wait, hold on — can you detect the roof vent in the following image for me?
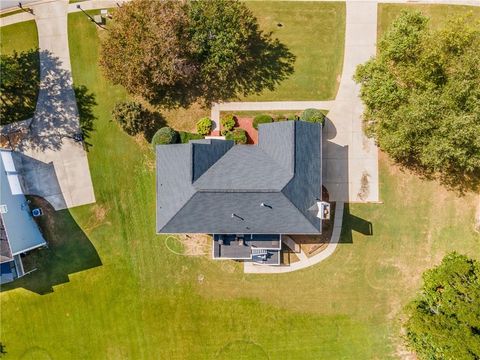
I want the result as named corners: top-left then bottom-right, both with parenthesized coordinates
top-left (231, 213), bottom-right (244, 221)
top-left (0, 205), bottom-right (7, 214)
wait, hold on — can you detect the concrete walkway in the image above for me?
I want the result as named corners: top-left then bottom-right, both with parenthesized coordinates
top-left (244, 202), bottom-right (344, 274)
top-left (2, 0), bottom-right (95, 209)
top-left (210, 101), bottom-right (334, 129)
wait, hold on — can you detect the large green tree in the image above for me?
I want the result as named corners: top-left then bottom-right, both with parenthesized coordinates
top-left (354, 11), bottom-right (480, 191)
top-left (0, 49), bottom-right (39, 125)
top-left (404, 252), bottom-right (480, 359)
top-left (100, 0), bottom-right (196, 106)
top-left (100, 0), bottom-right (294, 108)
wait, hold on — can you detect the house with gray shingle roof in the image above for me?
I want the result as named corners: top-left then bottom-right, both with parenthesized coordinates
top-left (0, 149), bottom-right (46, 283)
top-left (156, 121), bottom-right (327, 265)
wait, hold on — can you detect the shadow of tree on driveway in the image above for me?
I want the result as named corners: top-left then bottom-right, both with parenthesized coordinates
top-left (1, 50), bottom-right (97, 153)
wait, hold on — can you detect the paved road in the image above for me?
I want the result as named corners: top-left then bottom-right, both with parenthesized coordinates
top-left (3, 0), bottom-right (96, 210)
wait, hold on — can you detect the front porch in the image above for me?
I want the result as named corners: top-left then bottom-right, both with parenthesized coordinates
top-left (212, 234), bottom-right (281, 265)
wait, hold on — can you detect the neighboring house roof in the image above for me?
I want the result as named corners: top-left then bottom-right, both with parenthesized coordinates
top-left (0, 149), bottom-right (46, 259)
top-left (156, 121), bottom-right (322, 234)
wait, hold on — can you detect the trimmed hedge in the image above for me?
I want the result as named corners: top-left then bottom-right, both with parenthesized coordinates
top-left (252, 114), bottom-right (273, 130)
top-left (151, 127), bottom-right (178, 147)
top-left (112, 101), bottom-right (145, 135)
top-left (221, 114), bottom-right (236, 132)
top-left (196, 117), bottom-right (213, 135)
top-left (301, 108), bottom-right (325, 125)
top-left (225, 128), bottom-right (247, 144)
top-left (179, 131), bottom-right (204, 143)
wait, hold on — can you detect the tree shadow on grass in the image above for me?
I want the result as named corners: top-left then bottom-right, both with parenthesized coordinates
top-left (142, 110), bottom-right (166, 142)
top-left (0, 197), bottom-right (102, 295)
top-left (198, 31), bottom-right (296, 106)
top-left (146, 30), bottom-right (295, 108)
top-left (74, 84), bottom-right (97, 151)
top-left (0, 49), bottom-right (40, 125)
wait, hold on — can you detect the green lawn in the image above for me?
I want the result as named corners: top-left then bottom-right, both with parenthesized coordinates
top-left (378, 3), bottom-right (480, 36)
top-left (0, 20), bottom-right (38, 54)
top-left (243, 2), bottom-right (345, 101)
top-left (0, 7), bottom-right (479, 360)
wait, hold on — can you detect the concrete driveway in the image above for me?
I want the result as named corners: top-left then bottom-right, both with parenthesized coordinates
top-left (1, 1), bottom-right (95, 210)
top-left (323, 1), bottom-right (379, 203)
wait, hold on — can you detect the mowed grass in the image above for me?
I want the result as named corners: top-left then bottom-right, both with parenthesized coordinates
top-left (0, 6), bottom-right (479, 360)
top-left (378, 3), bottom-right (480, 36)
top-left (0, 20), bottom-right (38, 54)
top-left (244, 1), bottom-right (345, 101)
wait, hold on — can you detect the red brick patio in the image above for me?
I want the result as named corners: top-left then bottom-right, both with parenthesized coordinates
top-left (234, 117), bottom-right (257, 144)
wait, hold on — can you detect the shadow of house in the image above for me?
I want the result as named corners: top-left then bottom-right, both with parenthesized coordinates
top-left (1, 196), bottom-right (102, 295)
top-left (340, 203), bottom-right (373, 244)
top-left (0, 149), bottom-right (101, 294)
top-left (12, 151), bottom-right (66, 210)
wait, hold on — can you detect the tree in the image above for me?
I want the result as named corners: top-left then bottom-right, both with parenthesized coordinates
top-left (100, 0), bottom-right (295, 108)
top-left (221, 114), bottom-right (236, 132)
top-left (252, 114), bottom-right (273, 130)
top-left (301, 108), bottom-right (325, 126)
top-left (0, 49), bottom-right (40, 125)
top-left (112, 101), bottom-right (145, 135)
top-left (404, 252), bottom-right (480, 359)
top-left (151, 127), bottom-right (178, 147)
top-left (188, 0), bottom-right (295, 103)
top-left (100, 0), bottom-right (196, 106)
top-left (196, 117), bottom-right (213, 135)
top-left (354, 11), bottom-right (480, 192)
top-left (111, 100), bottom-right (165, 141)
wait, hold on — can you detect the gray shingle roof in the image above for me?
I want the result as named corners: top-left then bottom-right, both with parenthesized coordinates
top-left (0, 150), bottom-right (46, 256)
top-left (156, 121), bottom-right (322, 234)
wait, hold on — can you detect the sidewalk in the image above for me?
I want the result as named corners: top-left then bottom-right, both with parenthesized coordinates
top-left (210, 101), bottom-right (335, 129)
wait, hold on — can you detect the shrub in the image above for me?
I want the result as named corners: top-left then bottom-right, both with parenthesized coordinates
top-left (225, 128), bottom-right (247, 144)
top-left (151, 127), bottom-right (178, 147)
top-left (178, 131), bottom-right (204, 143)
top-left (301, 108), bottom-right (325, 125)
top-left (221, 114), bottom-right (236, 132)
top-left (112, 101), bottom-right (145, 135)
top-left (196, 117), bottom-right (213, 135)
top-left (252, 114), bottom-right (273, 130)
